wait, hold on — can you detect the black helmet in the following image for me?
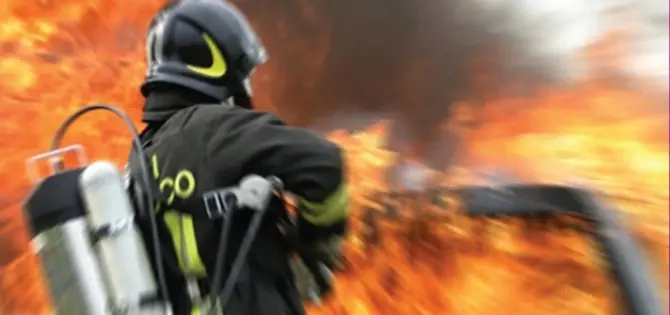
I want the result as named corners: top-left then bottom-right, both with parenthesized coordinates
top-left (141, 0), bottom-right (267, 108)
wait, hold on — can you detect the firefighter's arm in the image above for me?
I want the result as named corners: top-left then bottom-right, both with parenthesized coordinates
top-left (243, 114), bottom-right (349, 301)
top-left (243, 113), bottom-right (349, 240)
top-left (206, 110), bottom-right (347, 300)
top-left (206, 109), bottom-right (350, 238)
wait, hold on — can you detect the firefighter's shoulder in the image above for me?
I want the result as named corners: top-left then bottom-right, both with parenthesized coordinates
top-left (187, 104), bottom-right (286, 132)
top-left (185, 104), bottom-right (342, 161)
top-left (192, 105), bottom-right (336, 150)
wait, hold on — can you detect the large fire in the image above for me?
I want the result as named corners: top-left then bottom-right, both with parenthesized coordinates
top-left (0, 1), bottom-right (667, 315)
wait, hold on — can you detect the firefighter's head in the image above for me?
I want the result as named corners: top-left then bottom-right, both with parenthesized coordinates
top-left (141, 0), bottom-right (267, 109)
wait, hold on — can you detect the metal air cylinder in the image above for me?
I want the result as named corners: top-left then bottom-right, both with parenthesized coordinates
top-left (79, 161), bottom-right (164, 314)
top-left (25, 167), bottom-right (111, 315)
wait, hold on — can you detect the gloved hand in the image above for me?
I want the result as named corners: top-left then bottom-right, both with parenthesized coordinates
top-left (290, 236), bottom-right (344, 304)
top-left (310, 236), bottom-right (344, 269)
top-left (279, 205), bottom-right (347, 304)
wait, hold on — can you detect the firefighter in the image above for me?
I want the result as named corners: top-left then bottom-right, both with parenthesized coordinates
top-left (127, 1), bottom-right (349, 314)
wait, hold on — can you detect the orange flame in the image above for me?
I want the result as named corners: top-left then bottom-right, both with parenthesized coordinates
top-left (0, 1), bottom-right (667, 315)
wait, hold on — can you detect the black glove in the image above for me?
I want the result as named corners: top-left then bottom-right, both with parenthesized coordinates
top-left (290, 236), bottom-right (343, 303)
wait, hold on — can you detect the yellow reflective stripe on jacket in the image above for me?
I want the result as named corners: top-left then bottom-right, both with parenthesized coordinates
top-left (191, 296), bottom-right (223, 315)
top-left (299, 184), bottom-right (350, 225)
top-left (163, 212), bottom-right (207, 276)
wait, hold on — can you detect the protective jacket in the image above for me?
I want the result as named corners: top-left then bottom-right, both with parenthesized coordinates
top-left (128, 90), bottom-right (349, 315)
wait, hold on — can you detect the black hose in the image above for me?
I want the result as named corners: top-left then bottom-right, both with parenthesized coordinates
top-left (453, 184), bottom-right (662, 315)
top-left (208, 203), bottom-right (268, 315)
top-left (49, 104), bottom-right (171, 310)
top-left (207, 193), bottom-right (236, 314)
top-left (207, 176), bottom-right (284, 315)
top-left (579, 191), bottom-right (664, 315)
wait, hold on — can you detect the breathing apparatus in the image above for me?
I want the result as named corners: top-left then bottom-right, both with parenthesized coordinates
top-left (22, 104), bottom-right (291, 315)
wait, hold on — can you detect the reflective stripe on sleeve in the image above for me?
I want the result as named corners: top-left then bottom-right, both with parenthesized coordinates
top-left (299, 184), bottom-right (350, 225)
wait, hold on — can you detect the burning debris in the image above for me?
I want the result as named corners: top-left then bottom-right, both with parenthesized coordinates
top-left (317, 117), bottom-right (667, 314)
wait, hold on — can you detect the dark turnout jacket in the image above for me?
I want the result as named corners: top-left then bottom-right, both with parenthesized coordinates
top-left (128, 90), bottom-right (349, 315)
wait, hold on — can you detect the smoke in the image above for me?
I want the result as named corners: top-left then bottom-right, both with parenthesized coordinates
top-left (378, 0), bottom-right (630, 169)
top-left (475, 0), bottom-right (603, 82)
top-left (624, 0), bottom-right (669, 91)
top-left (243, 0), bottom-right (667, 137)
top-left (287, 0), bottom-right (665, 125)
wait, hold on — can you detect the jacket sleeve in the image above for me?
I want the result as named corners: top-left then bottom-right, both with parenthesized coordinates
top-left (210, 110), bottom-right (350, 240)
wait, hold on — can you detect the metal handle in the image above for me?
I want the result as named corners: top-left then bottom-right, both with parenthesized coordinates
top-left (26, 144), bottom-right (88, 184)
